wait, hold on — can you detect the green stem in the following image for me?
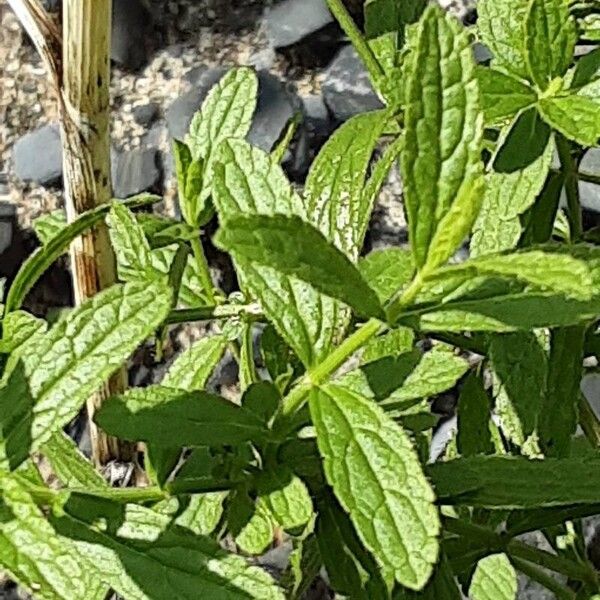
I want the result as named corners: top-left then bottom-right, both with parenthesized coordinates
top-left (325, 0), bottom-right (385, 85)
top-left (271, 113), bottom-right (301, 164)
top-left (239, 321), bottom-right (258, 391)
top-left (556, 134), bottom-right (582, 241)
top-left (444, 518), bottom-right (598, 586)
top-left (277, 269), bottom-right (427, 426)
top-left (579, 171), bottom-right (600, 186)
top-left (508, 539), bottom-right (597, 586)
top-left (386, 272), bottom-right (424, 324)
top-left (278, 318), bottom-right (382, 420)
top-left (510, 556), bottom-right (576, 600)
top-left (15, 473), bottom-right (168, 505)
top-left (165, 303), bottom-right (262, 325)
top-left (191, 236), bottom-right (216, 304)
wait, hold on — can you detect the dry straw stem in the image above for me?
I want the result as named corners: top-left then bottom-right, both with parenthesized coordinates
top-left (7, 0), bottom-right (135, 466)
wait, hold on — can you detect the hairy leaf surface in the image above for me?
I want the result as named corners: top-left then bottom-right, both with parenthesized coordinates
top-left (402, 5), bottom-right (484, 270)
top-left (524, 0), bottom-right (576, 89)
top-left (478, 0), bottom-right (529, 79)
top-left (0, 475), bottom-right (107, 599)
top-left (310, 384), bottom-right (439, 589)
top-left (51, 495), bottom-right (284, 600)
top-left (1, 280), bottom-right (171, 469)
top-left (304, 111), bottom-right (387, 259)
top-left (539, 94), bottom-right (600, 146)
top-left (215, 214), bottom-right (383, 319)
top-left (469, 554), bottom-right (517, 600)
top-left (96, 385), bottom-right (269, 447)
top-left (429, 456), bottom-right (600, 507)
top-left (212, 139), bottom-right (348, 366)
top-left (477, 67), bottom-right (537, 124)
top-left (471, 136), bottom-right (554, 257)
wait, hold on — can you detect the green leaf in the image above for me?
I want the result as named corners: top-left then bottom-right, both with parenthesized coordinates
top-left (260, 325), bottom-right (303, 394)
top-left (184, 67), bottom-right (258, 224)
top-left (136, 213), bottom-right (198, 249)
top-left (173, 139), bottom-right (199, 227)
top-left (520, 171), bottom-right (563, 245)
top-left (154, 493), bottom-right (227, 537)
top-left (339, 345), bottom-right (468, 410)
top-left (456, 372), bottom-right (494, 457)
top-left (394, 554), bottom-right (462, 599)
top-left (427, 455), bottom-right (600, 507)
top-left (255, 469), bottom-right (313, 531)
top-left (401, 5), bottom-right (484, 271)
top-left (51, 494), bottom-right (284, 599)
top-left (1, 280), bottom-right (172, 469)
top-left (493, 107), bottom-right (552, 173)
top-left (316, 492), bottom-right (389, 599)
top-left (381, 345), bottom-right (469, 407)
top-left (477, 67), bottom-right (537, 125)
top-left (150, 245), bottom-right (206, 308)
top-left (361, 134), bottom-right (405, 220)
top-left (364, 0), bottom-right (426, 40)
top-left (539, 326), bottom-right (585, 457)
top-left (571, 47), bottom-right (600, 89)
top-left (3, 194), bottom-right (159, 313)
top-left (242, 382), bottom-right (280, 423)
top-left (0, 310), bottom-right (47, 356)
top-left (362, 327), bottom-right (415, 364)
top-left (524, 0), bottom-right (576, 89)
top-left (538, 94), bottom-right (600, 146)
top-left (96, 385), bottom-right (269, 447)
top-left (471, 135), bottom-right (554, 258)
top-left (235, 502), bottom-right (275, 555)
top-left (358, 248), bottom-right (415, 304)
top-left (411, 290), bottom-right (600, 332)
top-left (424, 250), bottom-right (594, 300)
top-left (162, 333), bottom-right (228, 391)
top-left (107, 203), bottom-right (158, 282)
top-left (0, 475), bottom-right (107, 600)
top-left (42, 432), bottom-right (106, 489)
top-left (310, 384), bottom-right (440, 590)
top-left (305, 111), bottom-right (387, 259)
top-left (32, 210), bottom-right (67, 245)
top-left (212, 138), bottom-right (346, 367)
top-left (469, 553), bottom-right (517, 600)
top-left (215, 214), bottom-right (384, 319)
top-left (478, 0), bottom-right (529, 79)
top-left (187, 67), bottom-right (258, 161)
top-left (489, 332), bottom-right (547, 454)
top-left (0, 362), bottom-right (35, 472)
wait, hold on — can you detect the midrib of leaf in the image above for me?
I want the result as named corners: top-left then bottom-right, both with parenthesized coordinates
top-left (329, 398), bottom-right (425, 580)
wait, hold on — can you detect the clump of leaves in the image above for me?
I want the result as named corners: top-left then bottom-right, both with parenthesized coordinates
top-left (2, 0), bottom-right (600, 597)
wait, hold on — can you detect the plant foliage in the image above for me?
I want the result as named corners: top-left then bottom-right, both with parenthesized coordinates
top-left (2, 0), bottom-right (600, 597)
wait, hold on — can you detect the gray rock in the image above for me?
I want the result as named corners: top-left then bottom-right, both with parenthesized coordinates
top-left (132, 102), bottom-right (160, 127)
top-left (111, 147), bottom-right (161, 198)
top-left (580, 148), bottom-right (600, 212)
top-left (167, 69), bottom-right (300, 152)
top-left (322, 45), bottom-right (384, 121)
top-left (473, 42), bottom-right (493, 64)
top-left (263, 0), bottom-right (333, 48)
top-left (302, 93), bottom-right (331, 133)
top-left (12, 123), bottom-right (63, 185)
top-left (248, 71), bottom-right (301, 152)
top-left (111, 0), bottom-right (153, 71)
top-left (41, 0), bottom-right (60, 10)
top-left (0, 203), bottom-right (15, 256)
